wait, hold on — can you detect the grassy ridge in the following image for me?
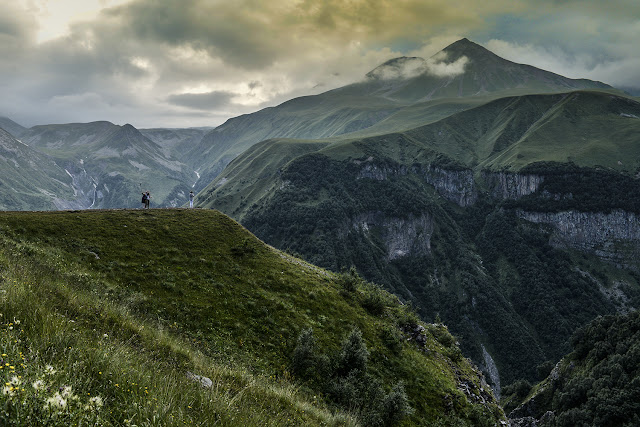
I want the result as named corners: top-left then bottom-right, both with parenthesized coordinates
top-left (0, 209), bottom-right (503, 425)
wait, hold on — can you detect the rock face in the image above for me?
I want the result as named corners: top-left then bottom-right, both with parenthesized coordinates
top-left (483, 172), bottom-right (544, 200)
top-left (481, 345), bottom-right (501, 399)
top-left (518, 210), bottom-right (640, 270)
top-left (357, 162), bottom-right (477, 207)
top-left (421, 166), bottom-right (478, 207)
top-left (350, 211), bottom-right (433, 260)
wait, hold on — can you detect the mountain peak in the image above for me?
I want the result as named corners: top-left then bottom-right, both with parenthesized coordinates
top-left (439, 38), bottom-right (500, 63)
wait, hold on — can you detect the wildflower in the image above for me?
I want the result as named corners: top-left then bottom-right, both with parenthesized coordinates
top-left (2, 386), bottom-right (15, 396)
top-left (60, 385), bottom-right (73, 397)
top-left (10, 376), bottom-right (21, 386)
top-left (44, 365), bottom-right (56, 375)
top-left (33, 379), bottom-right (45, 391)
top-left (88, 395), bottom-right (104, 408)
top-left (45, 392), bottom-right (67, 411)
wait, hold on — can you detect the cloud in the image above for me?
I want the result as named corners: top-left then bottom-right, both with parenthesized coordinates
top-left (0, 0), bottom-right (639, 128)
top-left (367, 52), bottom-right (469, 80)
top-left (166, 91), bottom-right (236, 110)
top-left (425, 53), bottom-right (469, 78)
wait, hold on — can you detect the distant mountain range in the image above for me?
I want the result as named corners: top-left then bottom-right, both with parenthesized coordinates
top-left (0, 38), bottom-right (626, 211)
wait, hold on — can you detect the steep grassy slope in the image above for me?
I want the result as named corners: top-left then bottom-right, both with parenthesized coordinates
top-left (0, 128), bottom-right (75, 210)
top-left (199, 90), bottom-right (640, 219)
top-left (0, 209), bottom-right (504, 425)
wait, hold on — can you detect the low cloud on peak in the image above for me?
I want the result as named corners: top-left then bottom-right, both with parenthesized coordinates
top-left (367, 52), bottom-right (469, 81)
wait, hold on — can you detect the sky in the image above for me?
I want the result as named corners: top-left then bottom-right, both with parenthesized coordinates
top-left (1, 0), bottom-right (639, 129)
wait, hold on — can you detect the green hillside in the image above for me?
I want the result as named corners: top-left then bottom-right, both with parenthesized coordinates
top-left (186, 38), bottom-right (620, 194)
top-left (199, 90), bottom-right (640, 220)
top-left (0, 209), bottom-right (504, 425)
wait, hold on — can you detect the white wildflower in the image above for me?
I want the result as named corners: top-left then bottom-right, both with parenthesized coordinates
top-left (2, 385), bottom-right (15, 396)
top-left (45, 392), bottom-right (67, 411)
top-left (89, 395), bottom-right (104, 408)
top-left (44, 365), bottom-right (56, 375)
top-left (32, 379), bottom-right (45, 391)
top-left (9, 376), bottom-right (21, 386)
top-left (60, 385), bottom-right (73, 397)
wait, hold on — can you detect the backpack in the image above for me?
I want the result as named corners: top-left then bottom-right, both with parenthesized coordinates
top-left (142, 194), bottom-right (147, 203)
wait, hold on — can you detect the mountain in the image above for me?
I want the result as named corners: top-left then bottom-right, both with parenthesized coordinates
top-left (363, 38), bottom-right (613, 102)
top-left (0, 116), bottom-right (26, 137)
top-left (196, 89), bottom-right (640, 395)
top-left (0, 208), bottom-right (504, 425)
top-left (200, 90), bottom-right (640, 220)
top-left (0, 127), bottom-right (76, 210)
top-left (187, 38), bottom-right (621, 193)
top-left (19, 121), bottom-right (195, 208)
top-left (1, 38), bottom-right (627, 211)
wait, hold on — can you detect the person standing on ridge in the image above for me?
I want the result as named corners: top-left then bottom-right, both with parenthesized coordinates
top-left (189, 190), bottom-right (194, 208)
top-left (141, 192), bottom-right (147, 209)
top-left (145, 191), bottom-right (150, 209)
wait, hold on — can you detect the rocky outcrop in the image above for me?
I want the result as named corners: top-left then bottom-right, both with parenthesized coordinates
top-left (483, 172), bottom-right (544, 200)
top-left (357, 162), bottom-right (477, 207)
top-left (519, 209), bottom-right (640, 270)
top-left (350, 211), bottom-right (433, 260)
top-left (481, 345), bottom-right (501, 399)
top-left (357, 164), bottom-right (546, 207)
top-left (420, 166), bottom-right (477, 207)
top-left (356, 163), bottom-right (408, 181)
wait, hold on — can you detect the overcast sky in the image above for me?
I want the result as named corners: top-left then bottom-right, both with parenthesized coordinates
top-left (2, 0), bottom-right (639, 129)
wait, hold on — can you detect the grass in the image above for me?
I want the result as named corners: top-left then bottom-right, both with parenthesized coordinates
top-left (0, 209), bottom-right (503, 425)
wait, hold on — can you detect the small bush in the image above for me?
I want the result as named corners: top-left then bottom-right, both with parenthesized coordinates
top-left (380, 326), bottom-right (403, 355)
top-left (337, 266), bottom-right (362, 293)
top-left (361, 287), bottom-right (387, 316)
top-left (334, 328), bottom-right (369, 377)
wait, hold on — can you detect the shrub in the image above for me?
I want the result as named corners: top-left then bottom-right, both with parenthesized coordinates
top-left (334, 328), bottom-right (369, 377)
